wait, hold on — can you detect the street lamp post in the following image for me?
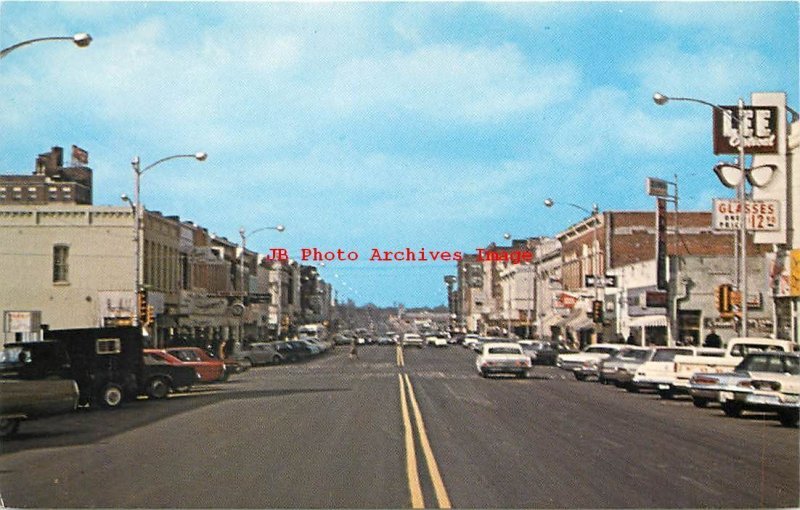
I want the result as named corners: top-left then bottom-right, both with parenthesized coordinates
top-left (128, 152), bottom-right (207, 330)
top-left (237, 224), bottom-right (285, 352)
top-left (653, 93), bottom-right (751, 336)
top-left (1, 33), bottom-right (92, 59)
top-left (545, 198), bottom-right (601, 343)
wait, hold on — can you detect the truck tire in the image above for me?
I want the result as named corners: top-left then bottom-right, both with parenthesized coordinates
top-left (99, 383), bottom-right (124, 408)
top-left (0, 418), bottom-right (20, 438)
top-left (721, 401), bottom-right (743, 418)
top-left (574, 373), bottom-right (587, 382)
top-left (692, 397), bottom-right (710, 408)
top-left (658, 389), bottom-right (674, 400)
top-left (146, 377), bottom-right (170, 399)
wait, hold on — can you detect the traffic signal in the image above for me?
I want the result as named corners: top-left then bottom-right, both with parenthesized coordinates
top-left (715, 284), bottom-right (733, 314)
top-left (137, 291), bottom-right (148, 323)
top-left (592, 300), bottom-right (604, 323)
top-left (145, 305), bottom-right (155, 326)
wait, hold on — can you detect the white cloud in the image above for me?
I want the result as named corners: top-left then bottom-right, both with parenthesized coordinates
top-left (326, 43), bottom-right (580, 123)
top-left (631, 42), bottom-right (776, 104)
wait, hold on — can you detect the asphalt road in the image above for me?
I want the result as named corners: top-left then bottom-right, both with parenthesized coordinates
top-left (1, 344), bottom-right (797, 508)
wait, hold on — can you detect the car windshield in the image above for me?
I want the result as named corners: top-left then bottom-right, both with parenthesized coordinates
top-left (652, 348), bottom-right (693, 361)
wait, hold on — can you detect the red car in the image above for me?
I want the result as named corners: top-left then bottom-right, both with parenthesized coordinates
top-left (165, 347), bottom-right (227, 382)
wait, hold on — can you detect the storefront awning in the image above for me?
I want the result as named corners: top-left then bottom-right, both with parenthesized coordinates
top-left (629, 315), bottom-right (668, 328)
top-left (557, 309), bottom-right (593, 331)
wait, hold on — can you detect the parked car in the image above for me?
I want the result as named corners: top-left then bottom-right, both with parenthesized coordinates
top-left (0, 378), bottom-right (79, 438)
top-left (141, 349), bottom-right (199, 398)
top-left (165, 347), bottom-right (227, 382)
top-left (632, 346), bottom-right (724, 397)
top-left (529, 341), bottom-right (579, 366)
top-left (402, 333), bottom-right (424, 348)
top-left (273, 341), bottom-right (315, 362)
top-left (462, 334), bottom-right (481, 349)
top-left (671, 337), bottom-right (794, 397)
top-left (557, 344), bottom-right (623, 381)
top-left (599, 347), bottom-right (655, 389)
top-left (476, 342), bottom-right (532, 378)
top-left (376, 336), bottom-right (394, 345)
top-left (237, 342), bottom-right (283, 366)
top-left (689, 352), bottom-right (799, 425)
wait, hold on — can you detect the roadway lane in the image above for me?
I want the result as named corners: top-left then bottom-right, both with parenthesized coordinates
top-left (404, 345), bottom-right (799, 508)
top-left (0, 348), bottom-right (408, 508)
top-left (1, 344), bottom-right (797, 508)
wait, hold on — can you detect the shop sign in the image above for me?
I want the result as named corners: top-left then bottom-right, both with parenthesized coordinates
top-left (712, 199), bottom-right (779, 231)
top-left (713, 105), bottom-right (779, 155)
top-left (3, 311), bottom-right (41, 333)
top-left (98, 291), bottom-right (135, 321)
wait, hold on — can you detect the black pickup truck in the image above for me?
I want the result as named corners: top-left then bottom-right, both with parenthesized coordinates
top-left (3, 327), bottom-right (196, 408)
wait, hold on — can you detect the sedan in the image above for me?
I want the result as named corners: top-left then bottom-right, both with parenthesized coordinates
top-left (237, 342), bottom-right (282, 366)
top-left (165, 347), bottom-right (227, 382)
top-left (476, 342), bottom-right (532, 378)
top-left (689, 351), bottom-right (799, 426)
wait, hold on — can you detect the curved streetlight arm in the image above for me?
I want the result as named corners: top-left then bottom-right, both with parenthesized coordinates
top-left (0, 34), bottom-right (92, 59)
top-left (138, 153), bottom-right (207, 175)
top-left (243, 225), bottom-right (285, 239)
top-left (653, 93), bottom-right (741, 122)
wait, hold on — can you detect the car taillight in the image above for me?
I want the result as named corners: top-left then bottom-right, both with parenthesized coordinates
top-left (691, 375), bottom-right (719, 385)
top-left (736, 380), bottom-right (753, 388)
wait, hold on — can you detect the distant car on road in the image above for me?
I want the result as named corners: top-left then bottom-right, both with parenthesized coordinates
top-left (599, 347), bottom-right (655, 389)
top-left (402, 333), bottom-right (424, 348)
top-left (476, 342), bottom-right (531, 378)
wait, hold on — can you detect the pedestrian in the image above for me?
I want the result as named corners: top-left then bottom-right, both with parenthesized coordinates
top-left (703, 328), bottom-right (722, 348)
top-left (626, 332), bottom-right (637, 345)
top-left (349, 336), bottom-right (359, 360)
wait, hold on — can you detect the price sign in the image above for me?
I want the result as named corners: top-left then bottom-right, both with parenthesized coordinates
top-left (712, 199), bottom-right (779, 231)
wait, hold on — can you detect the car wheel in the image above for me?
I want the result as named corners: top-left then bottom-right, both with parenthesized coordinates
top-left (574, 373), bottom-right (587, 382)
top-left (721, 401), bottom-right (743, 418)
top-left (242, 358), bottom-right (254, 370)
top-left (99, 383), bottom-right (124, 408)
top-left (272, 355), bottom-right (282, 364)
top-left (657, 389), bottom-right (674, 400)
top-left (517, 370), bottom-right (529, 379)
top-left (625, 384), bottom-right (639, 393)
top-left (0, 418), bottom-right (20, 438)
top-left (146, 377), bottom-right (170, 399)
top-left (692, 397), bottom-right (710, 408)
top-left (219, 369), bottom-right (231, 382)
top-left (778, 410), bottom-right (799, 428)
top-left (479, 370), bottom-right (487, 378)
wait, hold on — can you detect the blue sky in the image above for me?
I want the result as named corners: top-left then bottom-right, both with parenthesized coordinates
top-left (1, 1), bottom-right (797, 307)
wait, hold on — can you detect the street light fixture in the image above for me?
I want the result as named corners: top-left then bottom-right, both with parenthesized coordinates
top-left (1, 33), bottom-right (93, 59)
top-left (237, 224), bottom-right (285, 352)
top-left (129, 152), bottom-right (207, 330)
top-left (545, 198), bottom-right (602, 343)
top-left (653, 91), bottom-right (751, 336)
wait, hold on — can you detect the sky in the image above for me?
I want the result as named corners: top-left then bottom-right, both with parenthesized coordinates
top-left (1, 1), bottom-right (797, 307)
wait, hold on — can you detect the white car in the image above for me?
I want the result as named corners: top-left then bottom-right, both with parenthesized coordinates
top-left (402, 333), bottom-right (424, 348)
top-left (463, 334), bottom-right (481, 349)
top-left (556, 343), bottom-right (623, 381)
top-left (476, 342), bottom-right (532, 378)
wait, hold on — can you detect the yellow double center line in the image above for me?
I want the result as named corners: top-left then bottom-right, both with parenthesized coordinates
top-left (398, 373), bottom-right (451, 509)
top-left (396, 345), bottom-right (405, 367)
